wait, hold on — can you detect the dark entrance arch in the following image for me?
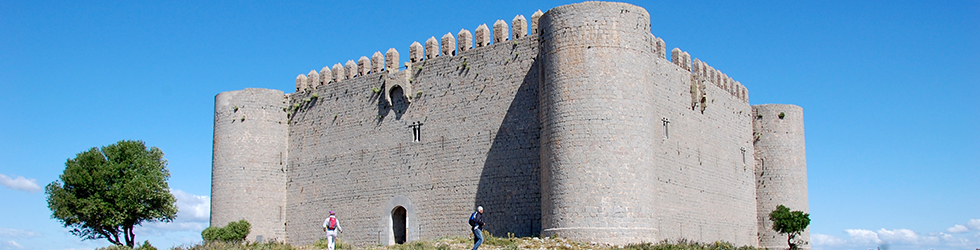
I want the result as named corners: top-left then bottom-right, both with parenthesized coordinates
top-left (391, 206), bottom-right (407, 244)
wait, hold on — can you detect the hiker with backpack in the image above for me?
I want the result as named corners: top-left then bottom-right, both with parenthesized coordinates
top-left (468, 206), bottom-right (486, 250)
top-left (322, 211), bottom-right (343, 250)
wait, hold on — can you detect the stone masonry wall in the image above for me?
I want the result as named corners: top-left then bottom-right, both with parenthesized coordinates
top-left (211, 88), bottom-right (289, 242)
top-left (753, 104), bottom-right (809, 250)
top-left (210, 1), bottom-right (806, 248)
top-left (538, 2), bottom-right (660, 245)
top-left (283, 34), bottom-right (541, 246)
top-left (649, 55), bottom-right (758, 246)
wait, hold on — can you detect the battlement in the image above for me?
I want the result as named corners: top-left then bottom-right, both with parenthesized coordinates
top-left (670, 48), bottom-right (749, 102)
top-left (292, 12), bottom-right (543, 93)
top-left (290, 7), bottom-right (750, 105)
top-left (215, 2), bottom-right (806, 248)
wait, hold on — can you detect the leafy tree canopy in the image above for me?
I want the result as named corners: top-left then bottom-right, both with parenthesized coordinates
top-left (46, 140), bottom-right (177, 248)
top-left (769, 205), bottom-right (811, 250)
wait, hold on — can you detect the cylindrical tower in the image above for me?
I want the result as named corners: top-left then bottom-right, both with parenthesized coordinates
top-left (752, 104), bottom-right (809, 249)
top-left (211, 88), bottom-right (288, 242)
top-left (538, 2), bottom-right (659, 245)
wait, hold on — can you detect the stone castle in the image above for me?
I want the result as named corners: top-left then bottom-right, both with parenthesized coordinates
top-left (209, 2), bottom-right (809, 249)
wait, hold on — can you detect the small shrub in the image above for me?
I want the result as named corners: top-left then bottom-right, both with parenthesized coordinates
top-left (233, 106), bottom-right (239, 112)
top-left (240, 116), bottom-right (245, 122)
top-left (312, 93), bottom-right (319, 99)
top-left (372, 87), bottom-right (381, 93)
top-left (416, 91), bottom-right (423, 97)
top-left (94, 245), bottom-right (131, 250)
top-left (202, 219), bottom-right (251, 242)
top-left (778, 112), bottom-right (786, 119)
top-left (135, 240), bottom-right (156, 250)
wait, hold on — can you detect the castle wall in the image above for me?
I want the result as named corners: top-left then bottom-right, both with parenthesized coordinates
top-left (283, 34), bottom-right (541, 246)
top-left (211, 88), bottom-right (289, 242)
top-left (210, 2), bottom-right (806, 248)
top-left (538, 2), bottom-right (660, 244)
top-left (648, 56), bottom-right (758, 246)
top-left (753, 104), bottom-right (809, 250)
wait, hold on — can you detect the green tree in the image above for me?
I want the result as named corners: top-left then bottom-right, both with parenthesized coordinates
top-left (769, 205), bottom-right (811, 250)
top-left (45, 140), bottom-right (177, 248)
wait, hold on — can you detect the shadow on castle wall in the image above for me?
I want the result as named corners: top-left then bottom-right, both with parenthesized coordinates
top-left (474, 58), bottom-right (542, 237)
top-left (376, 85), bottom-right (411, 123)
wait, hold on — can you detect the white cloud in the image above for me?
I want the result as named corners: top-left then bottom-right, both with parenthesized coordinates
top-left (844, 229), bottom-right (882, 245)
top-left (0, 228), bottom-right (40, 238)
top-left (1, 240), bottom-right (23, 249)
top-left (811, 233), bottom-right (846, 247)
top-left (815, 227), bottom-right (980, 250)
top-left (135, 189), bottom-right (210, 236)
top-left (172, 189), bottom-right (210, 222)
top-left (0, 174), bottom-right (41, 193)
top-left (948, 224), bottom-right (970, 234)
top-left (877, 228), bottom-right (919, 244)
top-left (968, 219), bottom-right (980, 231)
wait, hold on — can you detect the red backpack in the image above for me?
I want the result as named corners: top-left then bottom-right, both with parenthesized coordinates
top-left (327, 217), bottom-right (337, 230)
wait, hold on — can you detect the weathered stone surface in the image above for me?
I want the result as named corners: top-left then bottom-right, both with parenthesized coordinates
top-left (211, 88), bottom-right (287, 243)
top-left (512, 15), bottom-right (527, 39)
top-left (319, 66), bottom-right (331, 85)
top-left (306, 70), bottom-right (319, 88)
top-left (332, 63), bottom-right (344, 82)
top-left (458, 29), bottom-right (473, 52)
top-left (358, 56), bottom-right (371, 76)
top-left (753, 104), bottom-right (808, 250)
top-left (372, 51), bottom-right (385, 73)
top-left (425, 36), bottom-right (439, 59)
top-left (475, 24), bottom-right (490, 47)
top-left (531, 10), bottom-right (543, 35)
top-left (409, 41), bottom-right (424, 62)
top-left (441, 33), bottom-right (456, 56)
top-left (655, 37), bottom-right (666, 59)
top-left (493, 19), bottom-right (508, 43)
top-left (295, 74), bottom-right (307, 92)
top-left (216, 2), bottom-right (804, 249)
top-left (385, 48), bottom-right (399, 72)
top-left (344, 60), bottom-right (357, 79)
top-left (692, 58), bottom-right (703, 78)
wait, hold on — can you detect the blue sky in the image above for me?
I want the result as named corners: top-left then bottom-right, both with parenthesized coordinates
top-left (1, 0), bottom-right (977, 250)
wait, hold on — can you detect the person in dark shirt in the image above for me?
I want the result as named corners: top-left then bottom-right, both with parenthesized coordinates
top-left (469, 206), bottom-right (486, 250)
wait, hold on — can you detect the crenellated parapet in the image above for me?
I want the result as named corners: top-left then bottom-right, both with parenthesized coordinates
top-left (512, 15), bottom-right (527, 39)
top-left (441, 33), bottom-right (456, 56)
top-left (493, 20), bottom-right (509, 43)
top-left (475, 24), bottom-right (491, 47)
top-left (290, 10), bottom-right (543, 93)
top-left (458, 29), bottom-right (473, 52)
top-left (672, 49), bottom-right (750, 103)
top-left (530, 10), bottom-right (543, 35)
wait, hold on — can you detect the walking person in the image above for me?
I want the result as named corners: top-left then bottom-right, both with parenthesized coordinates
top-left (468, 206), bottom-right (486, 250)
top-left (322, 211), bottom-right (343, 250)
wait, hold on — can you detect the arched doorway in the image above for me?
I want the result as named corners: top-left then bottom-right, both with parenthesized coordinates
top-left (391, 206), bottom-right (407, 244)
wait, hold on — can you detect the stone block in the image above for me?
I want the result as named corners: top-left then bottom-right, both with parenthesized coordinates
top-left (475, 24), bottom-right (490, 47)
top-left (458, 29), bottom-right (473, 52)
top-left (425, 36), bottom-right (439, 59)
top-left (441, 33), bottom-right (456, 56)
top-left (493, 19), bottom-right (509, 43)
top-left (512, 15), bottom-right (527, 39)
top-left (409, 41), bottom-right (424, 62)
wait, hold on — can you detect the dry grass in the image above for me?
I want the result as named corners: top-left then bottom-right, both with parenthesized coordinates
top-left (163, 233), bottom-right (760, 250)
